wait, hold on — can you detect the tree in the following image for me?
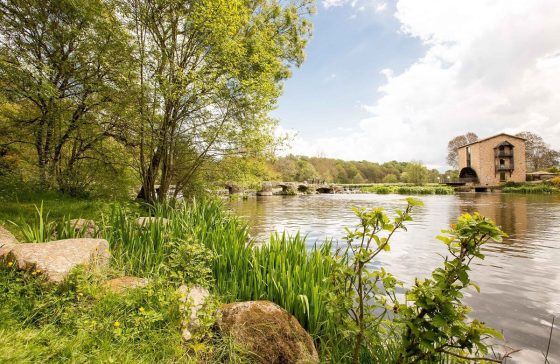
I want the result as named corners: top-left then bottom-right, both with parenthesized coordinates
top-left (294, 159), bottom-right (318, 182)
top-left (515, 131), bottom-right (560, 172)
top-left (122, 0), bottom-right (314, 202)
top-left (383, 173), bottom-right (398, 183)
top-left (447, 132), bottom-right (478, 169)
top-left (405, 161), bottom-right (428, 185)
top-left (0, 0), bottom-right (132, 190)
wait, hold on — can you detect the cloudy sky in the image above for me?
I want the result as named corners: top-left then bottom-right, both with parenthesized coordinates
top-left (272, 0), bottom-right (560, 170)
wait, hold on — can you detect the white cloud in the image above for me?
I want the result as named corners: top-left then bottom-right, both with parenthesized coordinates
top-left (322, 0), bottom-right (383, 11)
top-left (375, 2), bottom-right (387, 13)
top-left (292, 0), bottom-right (560, 169)
top-left (322, 0), bottom-right (347, 9)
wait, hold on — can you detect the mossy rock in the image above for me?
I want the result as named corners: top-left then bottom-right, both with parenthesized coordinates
top-left (217, 301), bottom-right (319, 364)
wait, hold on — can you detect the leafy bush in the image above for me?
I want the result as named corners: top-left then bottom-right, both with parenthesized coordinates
top-left (325, 200), bottom-right (508, 363)
top-left (548, 176), bottom-right (560, 188)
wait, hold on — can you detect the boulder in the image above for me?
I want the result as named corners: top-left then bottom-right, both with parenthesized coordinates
top-left (5, 238), bottom-right (110, 283)
top-left (69, 219), bottom-right (98, 238)
top-left (178, 285), bottom-right (210, 341)
top-left (217, 301), bottom-right (319, 364)
top-left (0, 225), bottom-right (18, 257)
top-left (136, 217), bottom-right (170, 227)
top-left (104, 276), bottom-right (149, 293)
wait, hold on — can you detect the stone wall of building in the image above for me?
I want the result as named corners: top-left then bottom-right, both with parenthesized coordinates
top-left (458, 134), bottom-right (526, 186)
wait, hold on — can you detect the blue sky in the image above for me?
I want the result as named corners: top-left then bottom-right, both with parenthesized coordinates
top-left (272, 0), bottom-right (560, 170)
top-left (272, 1), bottom-right (423, 136)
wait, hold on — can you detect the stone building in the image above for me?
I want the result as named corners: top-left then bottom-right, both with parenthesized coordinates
top-left (457, 133), bottom-right (526, 186)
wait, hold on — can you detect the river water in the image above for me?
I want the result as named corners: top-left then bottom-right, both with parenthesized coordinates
top-left (228, 193), bottom-right (560, 363)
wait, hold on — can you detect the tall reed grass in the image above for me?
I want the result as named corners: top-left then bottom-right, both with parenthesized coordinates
top-left (16, 199), bottom-right (337, 340)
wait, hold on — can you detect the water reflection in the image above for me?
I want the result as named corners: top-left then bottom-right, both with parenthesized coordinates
top-left (228, 193), bottom-right (560, 363)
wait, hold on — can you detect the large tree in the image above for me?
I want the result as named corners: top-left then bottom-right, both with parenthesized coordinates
top-left (515, 131), bottom-right (560, 172)
top-left (446, 132), bottom-right (478, 169)
top-left (121, 0), bottom-right (313, 202)
top-left (0, 0), bottom-right (132, 191)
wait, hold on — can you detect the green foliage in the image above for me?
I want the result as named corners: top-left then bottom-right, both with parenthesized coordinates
top-left (548, 176), bottom-right (560, 187)
top-left (502, 183), bottom-right (558, 194)
top-left (0, 264), bottom-right (187, 363)
top-left (395, 213), bottom-right (507, 363)
top-left (163, 238), bottom-right (215, 288)
top-left (124, 0), bottom-right (313, 202)
top-left (2, 197), bottom-right (509, 363)
top-left (361, 184), bottom-right (454, 195)
top-left (383, 173), bottom-right (399, 183)
top-left (268, 155), bottom-right (444, 184)
top-left (181, 199), bottom-right (335, 337)
top-left (322, 202), bottom-right (506, 363)
top-left (0, 0), bottom-right (135, 192)
top-left (404, 162), bottom-right (428, 185)
top-left (326, 199), bottom-right (420, 363)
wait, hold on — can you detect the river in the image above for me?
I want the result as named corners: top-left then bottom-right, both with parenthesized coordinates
top-left (228, 192), bottom-right (560, 363)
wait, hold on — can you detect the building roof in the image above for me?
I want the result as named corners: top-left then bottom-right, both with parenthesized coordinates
top-left (457, 133), bottom-right (525, 149)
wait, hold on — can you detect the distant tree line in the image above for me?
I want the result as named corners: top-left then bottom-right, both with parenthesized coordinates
top-left (267, 156), bottom-right (443, 185)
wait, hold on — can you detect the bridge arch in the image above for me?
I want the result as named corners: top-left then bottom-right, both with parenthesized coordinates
top-left (459, 167), bottom-right (479, 182)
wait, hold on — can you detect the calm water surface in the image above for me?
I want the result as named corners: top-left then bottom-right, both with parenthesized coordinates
top-left (229, 193), bottom-right (560, 363)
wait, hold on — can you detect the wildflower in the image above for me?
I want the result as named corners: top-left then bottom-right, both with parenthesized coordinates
top-left (139, 307), bottom-right (145, 313)
top-left (113, 321), bottom-right (120, 328)
top-left (7, 262), bottom-right (13, 267)
top-left (31, 271), bottom-right (37, 276)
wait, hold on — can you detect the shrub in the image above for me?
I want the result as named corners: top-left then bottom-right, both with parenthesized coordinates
top-left (548, 176), bottom-right (560, 188)
top-left (326, 201), bottom-right (508, 363)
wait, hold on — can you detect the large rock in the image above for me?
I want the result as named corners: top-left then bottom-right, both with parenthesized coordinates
top-left (0, 225), bottom-right (18, 257)
top-left (4, 238), bottom-right (110, 283)
top-left (69, 219), bottom-right (98, 238)
top-left (104, 276), bottom-right (149, 293)
top-left (217, 301), bottom-right (319, 364)
top-left (178, 285), bottom-right (210, 341)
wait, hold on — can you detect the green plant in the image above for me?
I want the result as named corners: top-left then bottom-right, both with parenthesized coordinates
top-left (395, 213), bottom-right (507, 363)
top-left (164, 238), bottom-right (215, 287)
top-left (327, 198), bottom-right (421, 364)
top-left (360, 184), bottom-right (454, 195)
top-left (502, 184), bottom-right (558, 194)
top-left (547, 176), bottom-right (560, 188)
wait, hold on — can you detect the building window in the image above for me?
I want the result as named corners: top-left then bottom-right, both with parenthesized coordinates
top-left (500, 172), bottom-right (506, 182)
top-left (466, 146), bottom-right (471, 167)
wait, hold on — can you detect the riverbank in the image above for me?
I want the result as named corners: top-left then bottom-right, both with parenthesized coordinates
top-left (1, 186), bottom-right (516, 363)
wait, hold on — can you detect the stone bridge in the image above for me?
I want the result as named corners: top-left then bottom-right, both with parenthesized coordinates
top-left (225, 182), bottom-right (345, 195)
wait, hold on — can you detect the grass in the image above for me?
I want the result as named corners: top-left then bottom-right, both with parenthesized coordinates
top-left (0, 266), bottom-right (189, 363)
top-left (502, 183), bottom-right (559, 194)
top-left (360, 183), bottom-right (454, 195)
top-left (0, 176), bottom-right (127, 240)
